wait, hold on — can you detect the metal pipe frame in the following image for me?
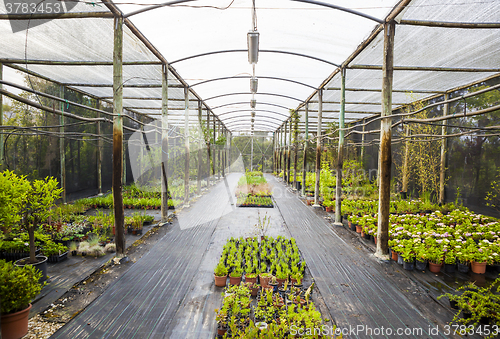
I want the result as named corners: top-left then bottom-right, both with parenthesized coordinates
top-left (189, 75), bottom-right (317, 90)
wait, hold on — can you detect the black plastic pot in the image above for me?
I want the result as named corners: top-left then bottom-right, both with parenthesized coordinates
top-left (350, 223), bottom-right (356, 232)
top-left (444, 263), bottom-right (456, 273)
top-left (403, 260), bottom-right (414, 271)
top-left (397, 254), bottom-right (404, 265)
top-left (15, 255), bottom-right (48, 284)
top-left (449, 300), bottom-right (459, 310)
top-left (457, 262), bottom-right (469, 273)
top-left (415, 260), bottom-right (427, 271)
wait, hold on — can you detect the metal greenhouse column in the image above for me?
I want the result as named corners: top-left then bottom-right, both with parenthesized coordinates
top-left (184, 86), bottom-right (190, 204)
top-left (112, 15), bottom-right (125, 255)
top-left (376, 21), bottom-right (395, 259)
top-left (334, 69), bottom-right (346, 226)
top-left (284, 121), bottom-right (288, 183)
top-left (301, 103), bottom-right (309, 196)
top-left (59, 86), bottom-right (66, 203)
top-left (439, 93), bottom-right (449, 204)
top-left (222, 128), bottom-right (226, 177)
top-left (206, 112), bottom-right (211, 186)
top-left (213, 117), bottom-right (216, 177)
top-left (313, 89), bottom-right (323, 207)
top-left (197, 101), bottom-right (202, 194)
top-left (161, 65), bottom-right (169, 221)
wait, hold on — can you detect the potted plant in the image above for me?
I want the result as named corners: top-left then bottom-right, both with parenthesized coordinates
top-left (214, 261), bottom-right (228, 287)
top-left (229, 267), bottom-right (243, 286)
top-left (0, 259), bottom-right (43, 339)
top-left (15, 176), bottom-right (63, 283)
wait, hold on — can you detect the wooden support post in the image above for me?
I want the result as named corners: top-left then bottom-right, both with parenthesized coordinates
top-left (314, 89), bottom-right (323, 207)
top-left (287, 118), bottom-right (292, 185)
top-left (212, 117), bottom-right (216, 177)
top-left (0, 63), bottom-right (3, 169)
top-left (250, 134), bottom-right (254, 171)
top-left (334, 68), bottom-right (346, 225)
top-left (439, 93), bottom-right (449, 204)
top-left (293, 113), bottom-right (298, 189)
top-left (197, 101), bottom-right (202, 194)
top-left (221, 128), bottom-right (225, 177)
top-left (96, 101), bottom-right (103, 194)
top-left (283, 121), bottom-right (288, 183)
top-left (207, 113), bottom-right (211, 186)
top-left (59, 85), bottom-right (66, 203)
top-left (360, 118), bottom-right (366, 164)
top-left (272, 132), bottom-right (276, 173)
top-left (376, 21), bottom-right (395, 260)
top-left (161, 64), bottom-right (169, 221)
top-left (301, 104), bottom-right (309, 196)
top-left (217, 121), bottom-right (221, 178)
top-left (402, 124), bottom-right (410, 194)
top-left (113, 15), bottom-right (125, 255)
top-left (228, 133), bottom-right (232, 173)
top-left (184, 86), bottom-right (190, 204)
top-left (278, 129), bottom-right (282, 174)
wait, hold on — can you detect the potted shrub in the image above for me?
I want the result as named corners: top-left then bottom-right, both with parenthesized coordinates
top-left (0, 170), bottom-right (29, 235)
top-left (0, 259), bottom-right (43, 339)
top-left (15, 176), bottom-right (62, 283)
top-left (214, 261), bottom-right (228, 287)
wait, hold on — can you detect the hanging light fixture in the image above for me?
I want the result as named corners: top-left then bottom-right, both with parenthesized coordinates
top-left (251, 111), bottom-right (255, 118)
top-left (247, 31), bottom-right (259, 64)
top-left (250, 77), bottom-right (258, 93)
top-left (250, 98), bottom-right (256, 108)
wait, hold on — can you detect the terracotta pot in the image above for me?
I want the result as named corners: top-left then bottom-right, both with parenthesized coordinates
top-left (325, 206), bottom-right (332, 212)
top-left (245, 275), bottom-right (257, 284)
top-left (259, 274), bottom-right (271, 288)
top-left (290, 277), bottom-right (297, 285)
top-left (1, 304), bottom-right (31, 339)
top-left (361, 231), bottom-right (366, 237)
top-left (217, 326), bottom-right (227, 336)
top-left (471, 261), bottom-right (487, 274)
top-left (355, 225), bottom-right (362, 234)
top-left (276, 278), bottom-right (287, 288)
top-left (229, 275), bottom-right (242, 286)
top-left (429, 262), bottom-right (441, 273)
top-left (306, 199), bottom-right (312, 206)
top-left (374, 236), bottom-right (377, 245)
top-left (348, 221), bottom-right (352, 227)
top-left (391, 250), bottom-right (398, 261)
top-left (214, 274), bottom-right (227, 287)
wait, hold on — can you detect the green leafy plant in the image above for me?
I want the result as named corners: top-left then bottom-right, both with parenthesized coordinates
top-left (0, 259), bottom-right (43, 314)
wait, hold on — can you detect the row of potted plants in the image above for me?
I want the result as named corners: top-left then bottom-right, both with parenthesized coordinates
top-left (214, 236), bottom-right (306, 288)
top-left (215, 282), bottom-right (332, 338)
top-left (348, 206), bottom-right (500, 274)
top-left (236, 171), bottom-right (273, 206)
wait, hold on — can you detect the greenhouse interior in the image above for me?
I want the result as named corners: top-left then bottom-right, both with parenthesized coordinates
top-left (1, 0), bottom-right (500, 338)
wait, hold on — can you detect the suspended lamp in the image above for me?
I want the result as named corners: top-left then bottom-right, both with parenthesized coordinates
top-left (251, 111), bottom-right (255, 118)
top-left (247, 31), bottom-right (259, 64)
top-left (250, 99), bottom-right (256, 108)
top-left (250, 77), bottom-right (258, 93)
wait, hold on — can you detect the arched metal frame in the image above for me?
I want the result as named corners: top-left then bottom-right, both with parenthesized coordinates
top-left (122, 0), bottom-right (385, 133)
top-left (222, 115), bottom-right (284, 125)
top-left (190, 75), bottom-right (317, 90)
top-left (171, 50), bottom-right (339, 67)
top-left (210, 102), bottom-right (290, 111)
top-left (125, 0), bottom-right (383, 23)
top-left (204, 92), bottom-right (303, 103)
top-left (218, 109), bottom-right (289, 118)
